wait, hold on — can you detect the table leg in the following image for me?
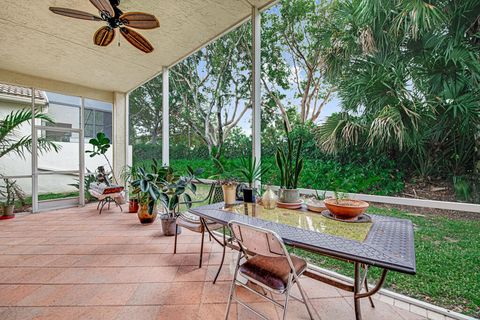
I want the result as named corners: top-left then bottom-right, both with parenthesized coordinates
top-left (353, 262), bottom-right (362, 320)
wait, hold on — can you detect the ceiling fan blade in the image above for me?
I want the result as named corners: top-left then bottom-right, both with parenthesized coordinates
top-left (120, 12), bottom-right (160, 29)
top-left (89, 0), bottom-right (115, 17)
top-left (94, 26), bottom-right (115, 46)
top-left (49, 7), bottom-right (103, 21)
top-left (120, 27), bottom-right (154, 53)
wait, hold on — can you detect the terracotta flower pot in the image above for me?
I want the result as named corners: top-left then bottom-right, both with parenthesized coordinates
top-left (324, 198), bottom-right (369, 220)
top-left (128, 199), bottom-right (139, 213)
top-left (137, 204), bottom-right (157, 224)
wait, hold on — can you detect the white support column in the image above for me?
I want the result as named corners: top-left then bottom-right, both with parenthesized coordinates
top-left (252, 6), bottom-right (262, 186)
top-left (31, 88), bottom-right (38, 212)
top-left (79, 98), bottom-right (85, 206)
top-left (113, 92), bottom-right (128, 184)
top-left (162, 66), bottom-right (170, 166)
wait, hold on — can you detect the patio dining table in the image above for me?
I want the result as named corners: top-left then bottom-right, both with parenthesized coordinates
top-left (189, 202), bottom-right (416, 320)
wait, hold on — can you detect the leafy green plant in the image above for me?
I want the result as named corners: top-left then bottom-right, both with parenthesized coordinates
top-left (156, 166), bottom-right (202, 218)
top-left (275, 122), bottom-right (304, 189)
top-left (130, 167), bottom-right (160, 215)
top-left (453, 176), bottom-right (470, 202)
top-left (0, 108), bottom-right (60, 160)
top-left (86, 132), bottom-right (116, 183)
top-left (130, 163), bottom-right (203, 218)
top-left (0, 178), bottom-right (25, 207)
top-left (237, 156), bottom-right (270, 187)
top-left (314, 190), bottom-right (326, 201)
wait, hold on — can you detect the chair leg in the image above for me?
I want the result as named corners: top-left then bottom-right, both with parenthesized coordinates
top-left (213, 226), bottom-right (226, 284)
top-left (174, 224), bottom-right (178, 254)
top-left (225, 251), bottom-right (242, 320)
top-left (296, 275), bottom-right (315, 320)
top-left (199, 229), bottom-right (205, 268)
top-left (282, 273), bottom-right (294, 320)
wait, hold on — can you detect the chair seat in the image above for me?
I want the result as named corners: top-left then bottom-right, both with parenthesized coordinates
top-left (239, 254), bottom-right (307, 291)
top-left (176, 215), bottom-right (223, 233)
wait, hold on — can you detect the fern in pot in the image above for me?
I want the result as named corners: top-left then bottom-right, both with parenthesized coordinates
top-left (275, 123), bottom-right (304, 203)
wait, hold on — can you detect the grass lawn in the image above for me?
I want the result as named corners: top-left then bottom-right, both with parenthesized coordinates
top-left (293, 206), bottom-right (480, 317)
top-left (188, 184), bottom-right (479, 317)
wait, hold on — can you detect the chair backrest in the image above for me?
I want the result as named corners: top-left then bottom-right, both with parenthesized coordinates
top-left (208, 183), bottom-right (224, 204)
top-left (228, 220), bottom-right (289, 259)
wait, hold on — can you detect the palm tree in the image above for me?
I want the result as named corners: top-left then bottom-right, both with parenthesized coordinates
top-left (0, 108), bottom-right (60, 160)
top-left (318, 0), bottom-right (480, 178)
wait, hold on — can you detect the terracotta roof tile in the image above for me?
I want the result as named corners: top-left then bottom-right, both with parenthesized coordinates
top-left (0, 83), bottom-right (46, 102)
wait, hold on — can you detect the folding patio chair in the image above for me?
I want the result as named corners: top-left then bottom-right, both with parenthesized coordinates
top-left (174, 183), bottom-right (226, 269)
top-left (225, 220), bottom-right (315, 320)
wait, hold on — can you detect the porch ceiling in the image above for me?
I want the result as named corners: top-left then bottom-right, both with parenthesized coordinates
top-left (0, 0), bottom-right (275, 94)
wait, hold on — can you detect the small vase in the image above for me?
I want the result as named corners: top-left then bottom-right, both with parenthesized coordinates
top-left (243, 188), bottom-right (256, 203)
top-left (262, 185), bottom-right (278, 210)
top-left (222, 185), bottom-right (237, 205)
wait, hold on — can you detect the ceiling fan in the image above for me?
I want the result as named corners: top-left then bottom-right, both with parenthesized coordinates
top-left (49, 0), bottom-right (159, 53)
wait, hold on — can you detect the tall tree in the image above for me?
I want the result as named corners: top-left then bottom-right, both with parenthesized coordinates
top-left (261, 0), bottom-right (335, 126)
top-left (170, 24), bottom-right (252, 159)
top-left (129, 77), bottom-right (163, 144)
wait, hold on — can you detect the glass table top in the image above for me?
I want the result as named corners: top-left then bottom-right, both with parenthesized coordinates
top-left (221, 203), bottom-right (373, 242)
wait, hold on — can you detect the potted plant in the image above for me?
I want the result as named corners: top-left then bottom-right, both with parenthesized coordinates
top-left (120, 165), bottom-right (141, 213)
top-left (306, 190), bottom-right (327, 213)
top-left (218, 177), bottom-right (238, 205)
top-left (157, 166), bottom-right (201, 236)
top-left (131, 167), bottom-right (160, 224)
top-left (237, 157), bottom-right (270, 203)
top-left (275, 122), bottom-right (304, 203)
top-left (1, 178), bottom-right (23, 218)
top-left (324, 190), bottom-right (369, 220)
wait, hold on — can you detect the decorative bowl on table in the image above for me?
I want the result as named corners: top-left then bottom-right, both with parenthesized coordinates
top-left (306, 199), bottom-right (326, 213)
top-left (324, 198), bottom-right (369, 221)
top-left (277, 200), bottom-right (303, 210)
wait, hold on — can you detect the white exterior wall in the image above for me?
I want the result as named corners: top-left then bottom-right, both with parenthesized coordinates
top-left (0, 95), bottom-right (113, 196)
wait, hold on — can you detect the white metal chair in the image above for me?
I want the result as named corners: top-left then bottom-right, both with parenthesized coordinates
top-left (225, 220), bottom-right (315, 320)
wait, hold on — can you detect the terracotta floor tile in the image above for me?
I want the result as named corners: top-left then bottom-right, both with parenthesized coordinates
top-left (114, 306), bottom-right (162, 320)
top-left (198, 302), bottom-right (237, 320)
top-left (0, 205), bottom-right (422, 320)
top-left (156, 304), bottom-right (200, 320)
top-left (237, 302), bottom-right (279, 320)
top-left (0, 285), bottom-right (41, 306)
top-left (344, 295), bottom-right (414, 320)
top-left (174, 265), bottom-right (208, 282)
top-left (311, 297), bottom-right (355, 320)
top-left (201, 281), bottom-right (233, 304)
top-left (89, 284), bottom-right (138, 305)
top-left (128, 283), bottom-right (172, 305)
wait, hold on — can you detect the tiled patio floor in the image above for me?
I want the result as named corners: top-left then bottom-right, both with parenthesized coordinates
top-left (0, 204), bottom-right (426, 320)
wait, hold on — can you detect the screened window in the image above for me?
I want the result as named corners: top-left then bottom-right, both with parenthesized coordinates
top-left (85, 109), bottom-right (112, 140)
